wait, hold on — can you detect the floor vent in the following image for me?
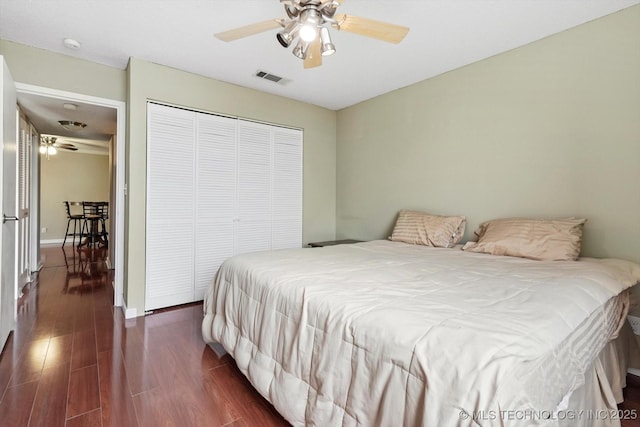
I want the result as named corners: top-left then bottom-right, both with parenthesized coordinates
top-left (255, 70), bottom-right (285, 84)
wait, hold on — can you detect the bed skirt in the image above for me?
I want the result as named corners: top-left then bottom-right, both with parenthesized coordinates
top-left (559, 320), bottom-right (640, 427)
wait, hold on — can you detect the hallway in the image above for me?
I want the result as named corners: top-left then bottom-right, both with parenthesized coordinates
top-left (0, 246), bottom-right (287, 426)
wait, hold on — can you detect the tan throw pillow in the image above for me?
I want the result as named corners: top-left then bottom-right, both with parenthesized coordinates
top-left (389, 210), bottom-right (466, 248)
top-left (462, 217), bottom-right (587, 261)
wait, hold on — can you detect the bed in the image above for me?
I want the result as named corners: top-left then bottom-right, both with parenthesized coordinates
top-left (202, 239), bottom-right (640, 426)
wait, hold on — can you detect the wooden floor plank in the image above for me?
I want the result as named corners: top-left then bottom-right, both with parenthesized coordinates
top-left (119, 340), bottom-right (160, 396)
top-left (146, 342), bottom-right (236, 426)
top-left (8, 338), bottom-right (50, 387)
top-left (206, 364), bottom-right (289, 426)
top-left (67, 364), bottom-right (100, 419)
top-left (43, 334), bottom-right (74, 369)
top-left (0, 381), bottom-right (39, 426)
top-left (65, 408), bottom-right (103, 427)
top-left (94, 316), bottom-right (118, 354)
top-left (71, 330), bottom-right (97, 371)
top-left (29, 364), bottom-right (71, 427)
top-left (132, 388), bottom-right (182, 427)
top-left (97, 350), bottom-right (138, 427)
top-left (0, 335), bottom-right (20, 400)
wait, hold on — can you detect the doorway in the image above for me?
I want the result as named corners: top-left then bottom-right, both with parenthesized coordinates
top-left (15, 83), bottom-right (126, 307)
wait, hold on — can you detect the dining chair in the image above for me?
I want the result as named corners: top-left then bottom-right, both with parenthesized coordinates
top-left (62, 201), bottom-right (84, 247)
top-left (80, 201), bottom-right (109, 247)
top-left (97, 202), bottom-right (109, 247)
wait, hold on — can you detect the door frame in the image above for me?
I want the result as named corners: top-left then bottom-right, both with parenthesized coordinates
top-left (16, 83), bottom-right (126, 307)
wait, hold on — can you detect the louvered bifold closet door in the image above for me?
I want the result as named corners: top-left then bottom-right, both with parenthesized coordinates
top-left (272, 127), bottom-right (302, 249)
top-left (236, 121), bottom-right (272, 253)
top-left (146, 103), bottom-right (196, 311)
top-left (194, 113), bottom-right (237, 300)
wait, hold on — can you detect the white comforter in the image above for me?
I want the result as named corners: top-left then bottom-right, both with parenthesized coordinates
top-left (202, 240), bottom-right (640, 426)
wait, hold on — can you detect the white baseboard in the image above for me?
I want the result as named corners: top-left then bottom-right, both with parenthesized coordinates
top-left (40, 239), bottom-right (64, 245)
top-left (112, 279), bottom-right (124, 308)
top-left (122, 299), bottom-right (138, 319)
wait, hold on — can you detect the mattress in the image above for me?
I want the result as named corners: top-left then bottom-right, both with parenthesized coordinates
top-left (202, 240), bottom-right (640, 426)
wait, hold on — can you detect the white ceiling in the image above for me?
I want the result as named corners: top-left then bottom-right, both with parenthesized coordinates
top-left (18, 92), bottom-right (115, 156)
top-left (1, 0), bottom-right (639, 111)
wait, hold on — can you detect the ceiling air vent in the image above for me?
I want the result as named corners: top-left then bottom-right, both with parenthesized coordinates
top-left (255, 70), bottom-right (285, 84)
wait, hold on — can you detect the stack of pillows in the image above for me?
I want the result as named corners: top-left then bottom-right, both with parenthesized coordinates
top-left (389, 209), bottom-right (586, 261)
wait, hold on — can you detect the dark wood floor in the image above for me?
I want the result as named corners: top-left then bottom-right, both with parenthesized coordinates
top-left (3, 246), bottom-right (640, 426)
top-left (0, 245), bottom-right (288, 427)
top-left (621, 375), bottom-right (640, 427)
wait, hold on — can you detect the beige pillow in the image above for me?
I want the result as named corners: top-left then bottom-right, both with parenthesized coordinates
top-left (389, 210), bottom-right (466, 248)
top-left (462, 217), bottom-right (587, 261)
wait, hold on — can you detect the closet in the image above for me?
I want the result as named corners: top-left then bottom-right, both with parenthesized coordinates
top-left (145, 102), bottom-right (302, 311)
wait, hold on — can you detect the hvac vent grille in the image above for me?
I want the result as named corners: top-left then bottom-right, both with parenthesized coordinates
top-left (255, 70), bottom-right (285, 84)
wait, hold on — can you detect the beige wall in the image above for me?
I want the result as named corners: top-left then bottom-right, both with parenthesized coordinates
top-left (336, 6), bottom-right (640, 264)
top-left (40, 151), bottom-right (110, 241)
top-left (125, 58), bottom-right (336, 314)
top-left (0, 40), bottom-right (126, 101)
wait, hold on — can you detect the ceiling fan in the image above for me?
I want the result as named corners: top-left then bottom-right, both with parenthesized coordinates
top-left (214, 0), bottom-right (410, 69)
top-left (40, 136), bottom-right (78, 159)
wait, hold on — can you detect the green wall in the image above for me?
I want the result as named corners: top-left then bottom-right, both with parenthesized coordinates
top-left (126, 58), bottom-right (336, 314)
top-left (0, 40), bottom-right (126, 101)
top-left (336, 6), bottom-right (640, 266)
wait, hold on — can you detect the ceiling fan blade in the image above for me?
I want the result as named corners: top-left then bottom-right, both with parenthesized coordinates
top-left (304, 39), bottom-right (322, 69)
top-left (333, 14), bottom-right (409, 44)
top-left (215, 19), bottom-right (283, 42)
top-left (55, 142), bottom-right (79, 151)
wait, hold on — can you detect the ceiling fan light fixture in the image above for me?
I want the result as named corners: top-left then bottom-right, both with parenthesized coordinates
top-left (213, 0), bottom-right (409, 69)
top-left (284, 4), bottom-right (299, 19)
top-left (58, 120), bottom-right (87, 131)
top-left (298, 8), bottom-right (319, 42)
top-left (40, 135), bottom-right (58, 159)
top-left (299, 24), bottom-right (317, 42)
top-left (320, 27), bottom-right (335, 56)
top-left (292, 40), bottom-right (309, 60)
top-left (277, 21), bottom-right (299, 48)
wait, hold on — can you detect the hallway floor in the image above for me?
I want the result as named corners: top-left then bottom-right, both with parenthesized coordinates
top-left (0, 245), bottom-right (287, 426)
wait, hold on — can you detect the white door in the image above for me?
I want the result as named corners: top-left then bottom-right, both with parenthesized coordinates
top-left (145, 103), bottom-right (196, 311)
top-left (0, 56), bottom-right (18, 350)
